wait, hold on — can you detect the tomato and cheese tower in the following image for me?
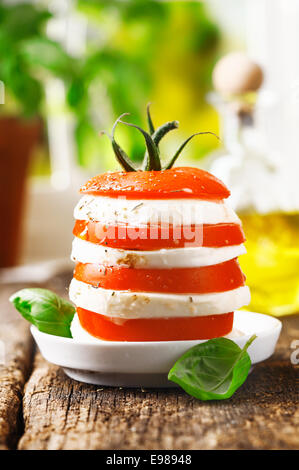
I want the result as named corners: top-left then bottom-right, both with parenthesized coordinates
top-left (69, 109), bottom-right (250, 342)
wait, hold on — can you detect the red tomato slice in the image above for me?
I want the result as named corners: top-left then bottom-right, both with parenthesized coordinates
top-left (80, 167), bottom-right (230, 200)
top-left (76, 308), bottom-right (234, 341)
top-left (73, 259), bottom-right (245, 294)
top-left (73, 221), bottom-right (245, 249)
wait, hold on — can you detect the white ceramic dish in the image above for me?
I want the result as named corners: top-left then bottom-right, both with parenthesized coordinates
top-left (31, 310), bottom-right (282, 388)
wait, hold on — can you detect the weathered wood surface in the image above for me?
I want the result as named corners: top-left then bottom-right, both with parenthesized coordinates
top-left (0, 272), bottom-right (299, 450)
top-left (0, 270), bottom-right (71, 450)
top-left (0, 284), bottom-right (33, 450)
top-left (18, 318), bottom-right (299, 450)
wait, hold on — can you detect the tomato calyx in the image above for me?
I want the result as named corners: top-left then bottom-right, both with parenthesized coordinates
top-left (99, 104), bottom-right (219, 172)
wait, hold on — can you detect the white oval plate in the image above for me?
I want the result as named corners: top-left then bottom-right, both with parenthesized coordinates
top-left (31, 311), bottom-right (282, 388)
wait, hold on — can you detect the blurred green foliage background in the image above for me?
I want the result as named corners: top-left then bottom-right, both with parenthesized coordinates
top-left (0, 0), bottom-right (222, 173)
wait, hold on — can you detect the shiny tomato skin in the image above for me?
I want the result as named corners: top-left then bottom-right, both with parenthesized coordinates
top-left (80, 167), bottom-right (230, 200)
top-left (73, 221), bottom-right (245, 250)
top-left (73, 259), bottom-right (245, 294)
top-left (76, 308), bottom-right (234, 341)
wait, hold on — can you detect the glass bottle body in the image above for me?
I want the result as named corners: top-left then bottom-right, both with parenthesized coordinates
top-left (206, 94), bottom-right (299, 316)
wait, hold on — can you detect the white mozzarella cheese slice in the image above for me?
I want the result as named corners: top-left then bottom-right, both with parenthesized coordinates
top-left (71, 237), bottom-right (246, 268)
top-left (74, 195), bottom-right (241, 226)
top-left (69, 278), bottom-right (250, 319)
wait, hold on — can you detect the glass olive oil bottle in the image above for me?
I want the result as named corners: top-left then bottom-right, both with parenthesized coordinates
top-left (205, 53), bottom-right (299, 316)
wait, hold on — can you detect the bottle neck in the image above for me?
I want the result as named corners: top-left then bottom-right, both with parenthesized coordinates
top-left (208, 92), bottom-right (254, 153)
top-left (220, 108), bottom-right (254, 153)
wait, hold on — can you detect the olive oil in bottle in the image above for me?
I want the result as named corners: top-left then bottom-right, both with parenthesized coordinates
top-left (240, 212), bottom-right (299, 316)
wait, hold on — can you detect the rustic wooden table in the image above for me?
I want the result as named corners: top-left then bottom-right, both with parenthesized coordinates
top-left (0, 271), bottom-right (298, 450)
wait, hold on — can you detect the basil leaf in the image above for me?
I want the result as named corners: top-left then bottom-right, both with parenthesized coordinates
top-left (168, 335), bottom-right (256, 400)
top-left (9, 288), bottom-right (75, 338)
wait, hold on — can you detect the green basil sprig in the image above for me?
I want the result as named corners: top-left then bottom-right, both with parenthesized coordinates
top-left (168, 335), bottom-right (257, 400)
top-left (10, 288), bottom-right (75, 338)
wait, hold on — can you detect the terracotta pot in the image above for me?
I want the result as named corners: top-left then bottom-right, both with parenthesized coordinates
top-left (0, 117), bottom-right (41, 267)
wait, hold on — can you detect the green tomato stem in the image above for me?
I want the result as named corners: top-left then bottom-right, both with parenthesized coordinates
top-left (164, 131), bottom-right (219, 170)
top-left (146, 102), bottom-right (155, 135)
top-left (119, 120), bottom-right (161, 171)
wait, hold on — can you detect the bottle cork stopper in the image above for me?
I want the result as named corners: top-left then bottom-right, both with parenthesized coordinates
top-left (212, 52), bottom-right (263, 95)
